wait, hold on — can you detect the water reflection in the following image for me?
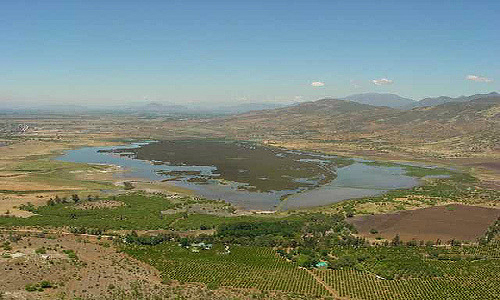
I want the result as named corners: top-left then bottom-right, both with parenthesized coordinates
top-left (281, 163), bottom-right (419, 210)
top-left (57, 143), bottom-right (421, 211)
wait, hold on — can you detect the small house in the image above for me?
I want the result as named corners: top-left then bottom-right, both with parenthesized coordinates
top-left (190, 242), bottom-right (213, 250)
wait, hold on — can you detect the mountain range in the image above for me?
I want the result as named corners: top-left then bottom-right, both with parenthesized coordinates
top-left (342, 93), bottom-right (415, 108)
top-left (0, 101), bottom-right (285, 115)
top-left (128, 91), bottom-right (499, 116)
top-left (404, 92), bottom-right (499, 109)
top-left (340, 92), bottom-right (499, 109)
top-left (198, 94), bottom-right (500, 159)
top-left (2, 92), bottom-right (497, 115)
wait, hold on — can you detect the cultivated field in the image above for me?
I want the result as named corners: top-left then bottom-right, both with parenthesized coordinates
top-left (349, 204), bottom-right (500, 241)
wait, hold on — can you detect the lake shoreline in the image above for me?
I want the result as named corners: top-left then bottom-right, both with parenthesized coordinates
top-left (56, 140), bottom-right (437, 211)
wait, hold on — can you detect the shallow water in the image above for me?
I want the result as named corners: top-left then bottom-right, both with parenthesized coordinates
top-left (57, 142), bottom-right (216, 181)
top-left (281, 163), bottom-right (419, 210)
top-left (56, 142), bottom-right (421, 210)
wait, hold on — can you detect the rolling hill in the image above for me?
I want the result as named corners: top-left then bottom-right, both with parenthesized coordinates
top-left (199, 95), bottom-right (500, 159)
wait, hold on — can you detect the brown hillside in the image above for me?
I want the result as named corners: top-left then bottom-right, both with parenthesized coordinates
top-left (202, 96), bottom-right (499, 158)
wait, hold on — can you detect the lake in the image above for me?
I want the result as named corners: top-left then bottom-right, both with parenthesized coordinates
top-left (57, 140), bottom-right (421, 211)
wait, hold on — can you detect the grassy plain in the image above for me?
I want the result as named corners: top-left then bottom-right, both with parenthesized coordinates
top-left (0, 139), bottom-right (111, 216)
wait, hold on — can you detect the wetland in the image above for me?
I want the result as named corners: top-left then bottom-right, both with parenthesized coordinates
top-left (57, 139), bottom-right (435, 210)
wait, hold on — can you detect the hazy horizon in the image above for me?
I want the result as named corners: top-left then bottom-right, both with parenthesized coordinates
top-left (2, 1), bottom-right (499, 106)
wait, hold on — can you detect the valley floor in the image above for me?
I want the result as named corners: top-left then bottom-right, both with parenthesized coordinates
top-left (0, 114), bottom-right (499, 299)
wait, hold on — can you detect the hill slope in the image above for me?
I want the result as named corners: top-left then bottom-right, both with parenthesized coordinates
top-left (200, 96), bottom-right (500, 159)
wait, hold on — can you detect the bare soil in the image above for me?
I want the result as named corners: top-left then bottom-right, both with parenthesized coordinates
top-left (348, 204), bottom-right (500, 242)
top-left (0, 232), bottom-right (158, 299)
top-left (75, 200), bottom-right (124, 210)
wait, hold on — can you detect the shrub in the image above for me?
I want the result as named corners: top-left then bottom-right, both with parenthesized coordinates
top-left (2, 242), bottom-right (12, 251)
top-left (19, 202), bottom-right (35, 212)
top-left (39, 281), bottom-right (52, 288)
top-left (35, 247), bottom-right (46, 254)
top-left (25, 284), bottom-right (37, 292)
top-left (71, 194), bottom-right (80, 203)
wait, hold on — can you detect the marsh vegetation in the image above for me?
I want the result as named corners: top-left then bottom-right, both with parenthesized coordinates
top-left (110, 139), bottom-right (345, 192)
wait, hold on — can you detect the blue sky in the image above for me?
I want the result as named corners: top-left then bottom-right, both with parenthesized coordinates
top-left (1, 0), bottom-right (498, 105)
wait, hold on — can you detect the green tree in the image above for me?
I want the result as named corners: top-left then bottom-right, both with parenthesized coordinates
top-left (71, 194), bottom-right (80, 203)
top-left (391, 234), bottom-right (402, 246)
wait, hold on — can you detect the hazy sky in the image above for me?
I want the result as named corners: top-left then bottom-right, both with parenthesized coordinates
top-left (1, 0), bottom-right (499, 105)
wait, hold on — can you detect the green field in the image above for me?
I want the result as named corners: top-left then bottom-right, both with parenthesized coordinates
top-left (1, 174), bottom-right (499, 299)
top-left (122, 241), bottom-right (500, 300)
top-left (0, 193), bottom-right (275, 231)
top-left (315, 246), bottom-right (500, 300)
top-left (2, 157), bottom-right (117, 191)
top-left (123, 242), bottom-right (330, 297)
top-left (362, 160), bottom-right (476, 180)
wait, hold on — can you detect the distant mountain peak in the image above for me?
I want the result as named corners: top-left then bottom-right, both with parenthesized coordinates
top-left (406, 92), bottom-right (500, 109)
top-left (265, 97), bottom-right (392, 116)
top-left (342, 93), bottom-right (415, 108)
